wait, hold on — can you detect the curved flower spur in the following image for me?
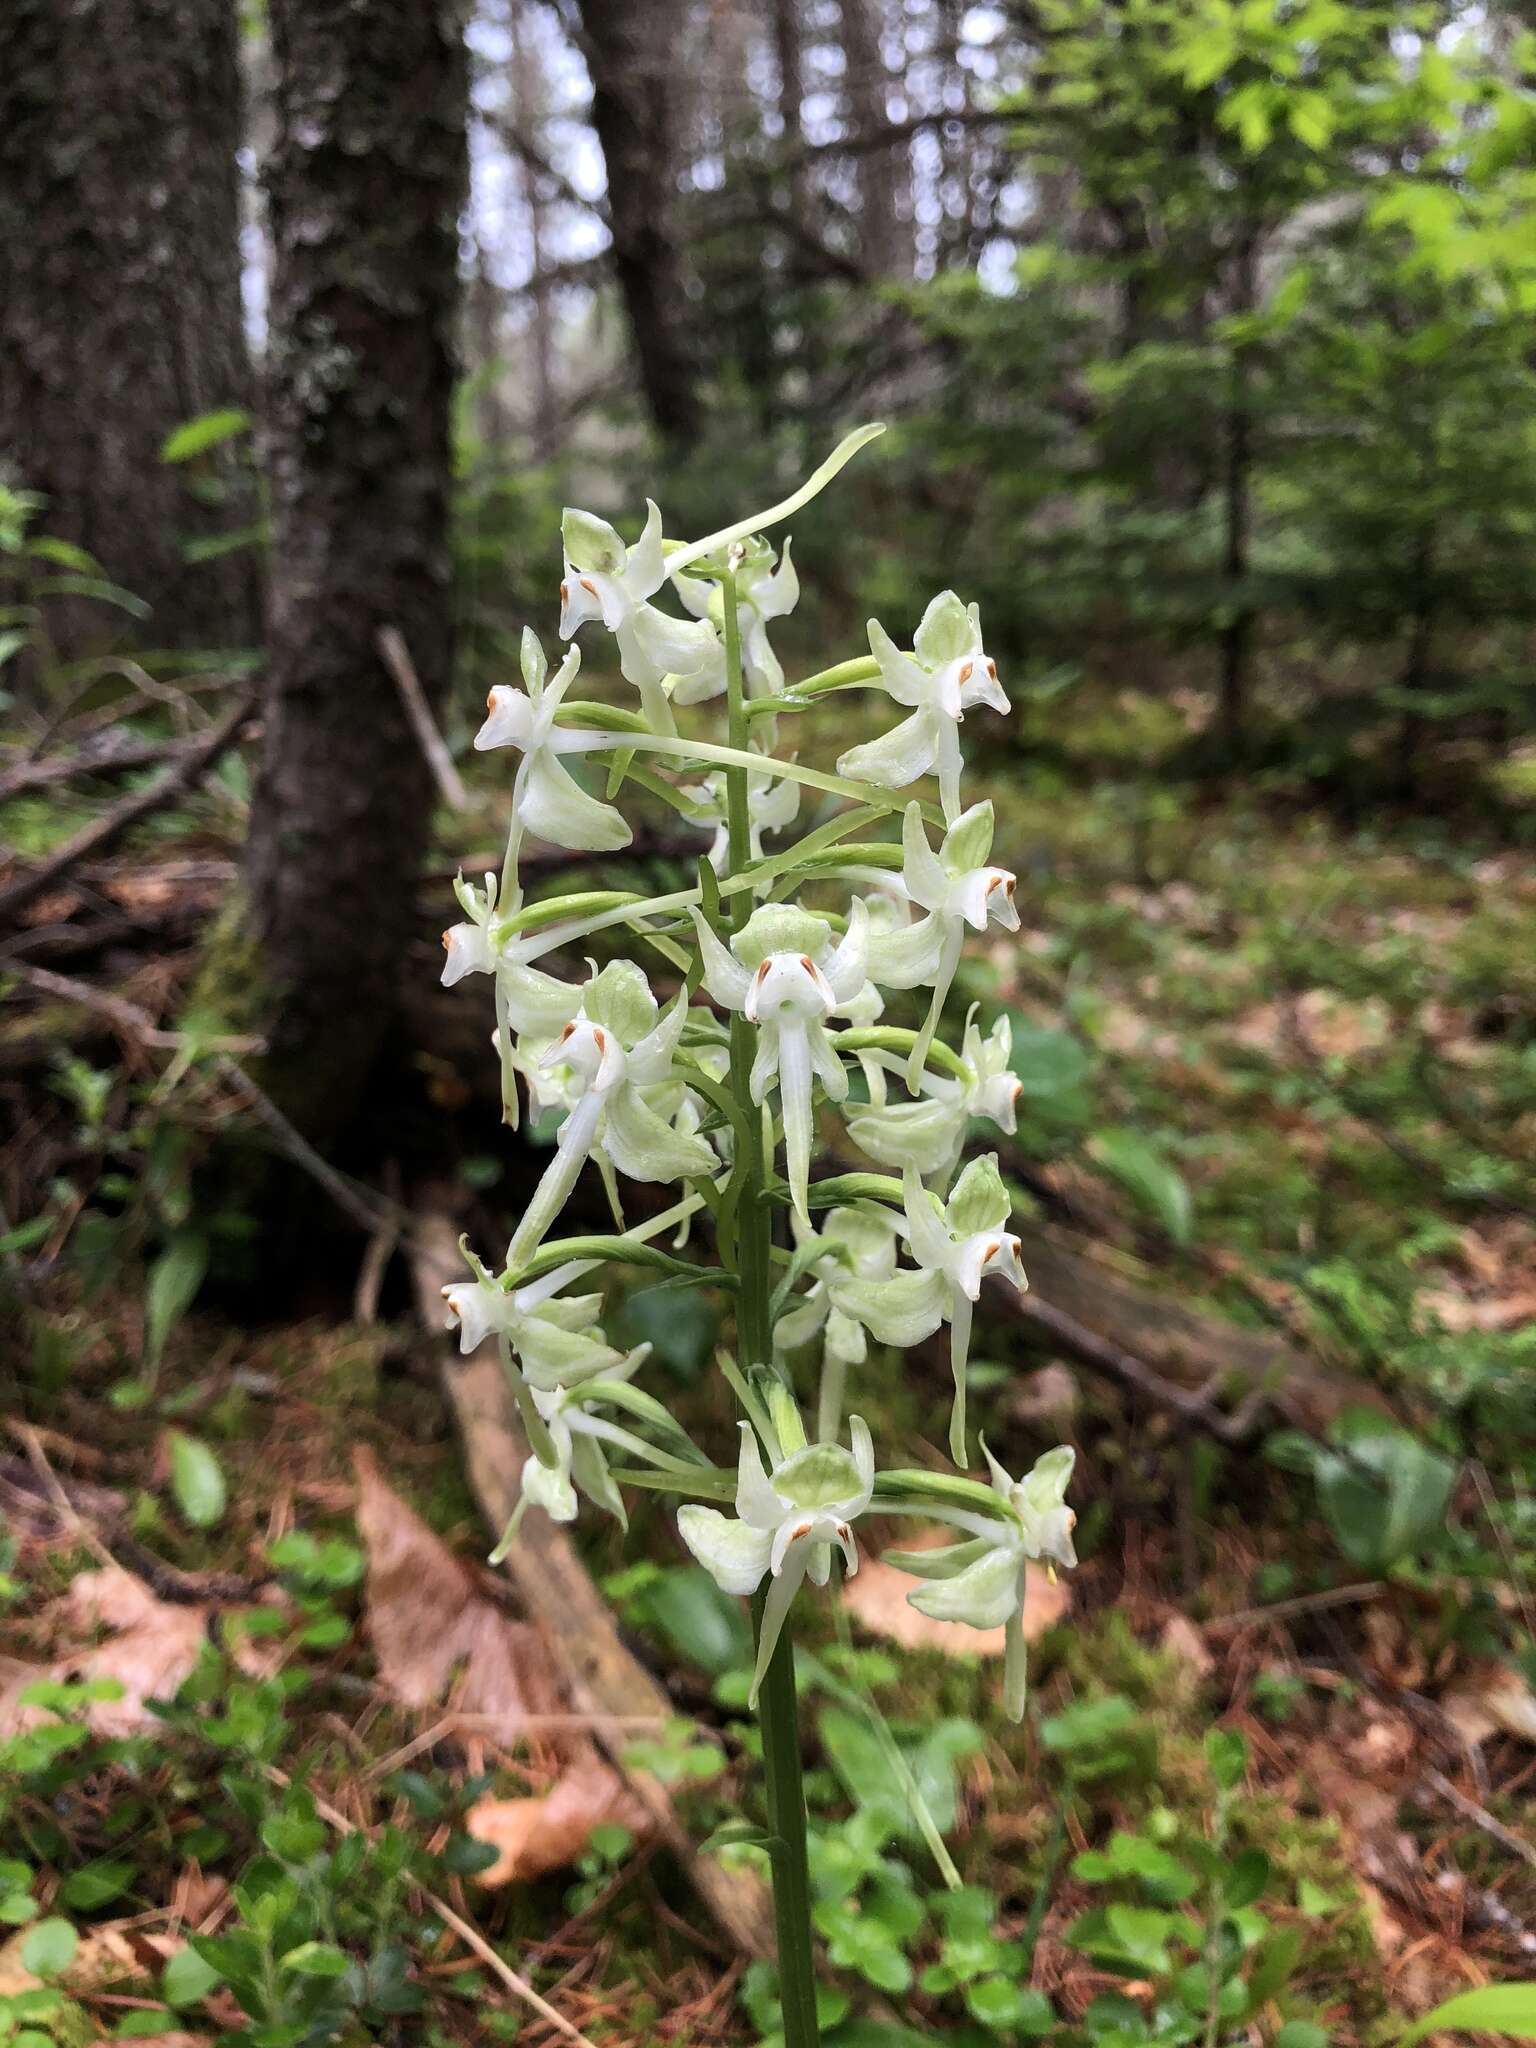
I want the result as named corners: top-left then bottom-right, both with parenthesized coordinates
top-left (435, 426), bottom-right (1076, 2048)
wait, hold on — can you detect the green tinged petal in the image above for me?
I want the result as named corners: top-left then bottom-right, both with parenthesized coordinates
top-left (520, 625), bottom-right (548, 694)
top-left (733, 903), bottom-right (833, 971)
top-left (585, 960), bottom-right (658, 1045)
top-left (772, 1443), bottom-right (863, 1512)
top-left (942, 799), bottom-right (995, 875)
top-left (562, 507), bottom-right (626, 575)
top-left (912, 589), bottom-right (978, 667)
top-left (883, 1535), bottom-right (994, 1580)
top-left (835, 1268), bottom-right (947, 1349)
top-left (907, 1544), bottom-right (1023, 1630)
top-left (836, 710), bottom-right (938, 791)
top-left (677, 1506), bottom-right (774, 1595)
top-left (945, 1153), bottom-right (1011, 1237)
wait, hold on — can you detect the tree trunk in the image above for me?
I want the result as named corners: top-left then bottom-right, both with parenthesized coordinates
top-left (1217, 233), bottom-right (1258, 758)
top-left (838, 0), bottom-right (908, 277)
top-left (242, 0), bottom-right (467, 1146)
top-left (0, 0), bottom-right (260, 667)
top-left (570, 0), bottom-right (701, 443)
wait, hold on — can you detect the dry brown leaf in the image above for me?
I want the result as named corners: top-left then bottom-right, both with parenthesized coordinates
top-left (1158, 1614), bottom-right (1214, 1677)
top-left (1441, 1663), bottom-right (1536, 1749)
top-left (841, 1544), bottom-right (1069, 1658)
top-left (1007, 1364), bottom-right (1080, 1429)
top-left (352, 1447), bottom-right (560, 1738)
top-left (1416, 1287), bottom-right (1536, 1334)
top-left (465, 1756), bottom-right (649, 1886)
top-left (0, 1567), bottom-right (210, 1740)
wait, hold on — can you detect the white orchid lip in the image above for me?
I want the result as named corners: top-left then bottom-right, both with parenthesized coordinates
top-left (544, 1017), bottom-right (626, 1093)
top-left (745, 953), bottom-right (836, 1023)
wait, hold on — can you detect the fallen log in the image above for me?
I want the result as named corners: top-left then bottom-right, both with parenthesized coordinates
top-left (1002, 1218), bottom-right (1398, 1438)
top-left (0, 691), bottom-right (252, 925)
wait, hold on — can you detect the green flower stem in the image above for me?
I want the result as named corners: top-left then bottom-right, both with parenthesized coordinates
top-left (754, 1582), bottom-right (821, 2048)
top-left (722, 567), bottom-right (821, 2048)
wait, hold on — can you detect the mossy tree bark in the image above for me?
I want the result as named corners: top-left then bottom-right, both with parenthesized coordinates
top-left (0, 0), bottom-right (260, 664)
top-left (242, 0), bottom-right (468, 1146)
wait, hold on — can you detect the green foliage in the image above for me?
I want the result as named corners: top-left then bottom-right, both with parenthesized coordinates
top-left (1268, 1413), bottom-right (1458, 1572)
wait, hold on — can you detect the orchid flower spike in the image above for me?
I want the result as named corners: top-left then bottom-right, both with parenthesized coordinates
top-left (559, 503), bottom-right (719, 730)
top-left (678, 1404), bottom-right (875, 1706)
top-left (671, 534), bottom-right (800, 701)
top-left (837, 592), bottom-right (1008, 822)
top-left (834, 1156), bottom-right (1027, 1463)
top-left (866, 800), bottom-right (1020, 1085)
top-left (692, 901), bottom-right (870, 1225)
top-left (845, 1010), bottom-right (1022, 1182)
top-left (476, 635), bottom-right (630, 880)
top-left (890, 1445), bottom-right (1075, 1720)
top-left (507, 962), bottom-right (718, 1268)
top-left (683, 764), bottom-right (801, 875)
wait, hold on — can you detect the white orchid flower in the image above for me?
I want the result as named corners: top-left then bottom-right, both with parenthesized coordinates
top-left (670, 534), bottom-right (800, 701)
top-left (692, 901), bottom-right (870, 1225)
top-left (891, 1445), bottom-right (1075, 1720)
top-left (846, 1011), bottom-right (1022, 1181)
top-left (558, 503), bottom-right (720, 729)
top-left (439, 866), bottom-right (598, 1128)
top-left (836, 592), bottom-right (1008, 822)
top-left (774, 1202), bottom-right (903, 1440)
top-left (494, 1365), bottom-right (656, 1552)
top-left (507, 961), bottom-right (718, 1267)
top-left (866, 800), bottom-right (1020, 1084)
top-left (475, 634), bottom-right (630, 868)
top-left (683, 764), bottom-right (801, 875)
top-left (442, 1244), bottom-right (636, 1392)
top-left (834, 1156), bottom-right (1027, 1462)
top-left (773, 1203), bottom-right (902, 1367)
top-left (678, 1410), bottom-right (874, 1705)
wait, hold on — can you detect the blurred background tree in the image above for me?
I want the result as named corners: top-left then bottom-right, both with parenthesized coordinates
top-left (2, 0), bottom-right (1533, 1154)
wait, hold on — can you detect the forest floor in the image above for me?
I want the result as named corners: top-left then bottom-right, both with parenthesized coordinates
top-left (3, 675), bottom-right (1535, 2046)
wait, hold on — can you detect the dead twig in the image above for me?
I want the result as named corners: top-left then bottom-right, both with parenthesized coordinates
top-left (1420, 1766), bottom-right (1536, 1873)
top-left (266, 1768), bottom-right (601, 2048)
top-left (377, 628), bottom-right (468, 813)
top-left (8, 962), bottom-right (261, 1057)
top-left (0, 691), bottom-right (253, 923)
top-left (1203, 1580), bottom-right (1386, 1637)
top-left (1005, 1287), bottom-right (1273, 1445)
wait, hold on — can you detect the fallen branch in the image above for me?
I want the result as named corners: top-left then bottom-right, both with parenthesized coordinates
top-left (0, 690), bottom-right (253, 924)
top-left (0, 729), bottom-right (194, 803)
top-left (410, 1198), bottom-right (775, 1962)
top-left (378, 627), bottom-right (468, 813)
top-left (999, 1217), bottom-right (1400, 1439)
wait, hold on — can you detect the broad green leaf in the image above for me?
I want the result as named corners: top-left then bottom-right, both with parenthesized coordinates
top-left (162, 1944), bottom-right (224, 2006)
top-left (160, 408), bottom-right (251, 463)
top-left (20, 1916), bottom-right (78, 1976)
top-left (1400, 1986), bottom-right (1536, 2047)
top-left (168, 1431), bottom-right (226, 1529)
top-left (144, 1230), bottom-right (208, 1374)
top-left (1088, 1128), bottom-right (1193, 1244)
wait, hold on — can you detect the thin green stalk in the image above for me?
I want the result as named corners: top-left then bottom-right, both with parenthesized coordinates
top-left (722, 568), bottom-right (820, 2048)
top-left (754, 1586), bottom-right (822, 2048)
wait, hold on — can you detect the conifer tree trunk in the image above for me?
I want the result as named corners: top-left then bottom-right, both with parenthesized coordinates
top-left (571, 0), bottom-right (701, 443)
top-left (242, 0), bottom-right (467, 1144)
top-left (0, 0), bottom-right (259, 663)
